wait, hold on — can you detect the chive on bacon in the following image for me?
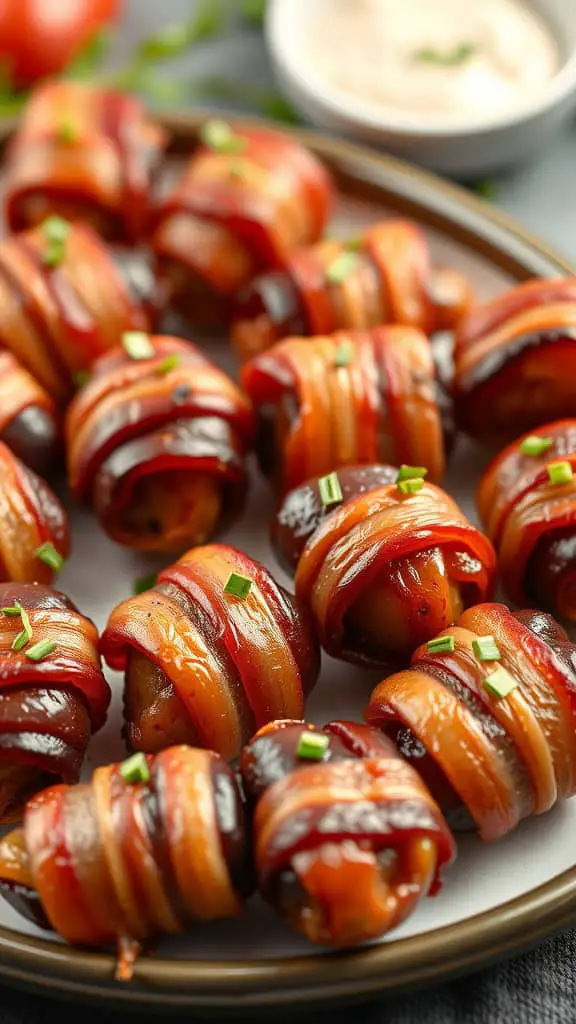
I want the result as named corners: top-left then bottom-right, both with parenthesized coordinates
top-left (59, 119), bottom-right (77, 143)
top-left (25, 639), bottom-right (56, 662)
top-left (426, 635), bottom-right (455, 654)
top-left (200, 119), bottom-right (246, 154)
top-left (10, 604), bottom-right (32, 652)
top-left (157, 354), bottom-right (181, 375)
top-left (326, 251), bottom-right (359, 284)
top-left (547, 461), bottom-right (573, 486)
top-left (318, 472), bottom-right (343, 507)
top-left (296, 730), bottom-right (329, 760)
top-left (35, 541), bottom-right (64, 573)
top-left (122, 331), bottom-right (155, 361)
top-left (42, 215), bottom-right (70, 268)
top-left (334, 342), bottom-right (354, 368)
top-left (520, 435), bottom-right (554, 457)
top-left (120, 751), bottom-right (151, 785)
top-left (397, 465), bottom-right (427, 496)
top-left (73, 370), bottom-right (90, 389)
top-left (224, 572), bottom-right (252, 599)
top-left (472, 635), bottom-right (501, 662)
top-left (483, 665), bottom-right (519, 699)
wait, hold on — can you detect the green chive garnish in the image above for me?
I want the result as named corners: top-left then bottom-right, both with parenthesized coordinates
top-left (35, 542), bottom-right (64, 573)
top-left (59, 120), bottom-right (77, 143)
top-left (122, 331), bottom-right (155, 361)
top-left (326, 251), bottom-right (359, 284)
top-left (224, 572), bottom-right (252, 599)
top-left (483, 666), bottom-right (519, 699)
top-left (12, 631), bottom-right (29, 652)
top-left (73, 370), bottom-right (90, 388)
top-left (296, 730), bottom-right (329, 760)
top-left (334, 342), bottom-right (354, 368)
top-left (1, 606), bottom-right (22, 617)
top-left (43, 216), bottom-right (69, 245)
top-left (473, 635), bottom-right (501, 662)
top-left (346, 236), bottom-right (364, 252)
top-left (396, 466), bottom-right (428, 482)
top-left (120, 751), bottom-right (150, 785)
top-left (398, 479), bottom-right (425, 495)
top-left (318, 472), bottom-right (343, 507)
top-left (547, 461), bottom-right (573, 486)
top-left (10, 604), bottom-right (32, 651)
top-left (157, 354), bottom-right (181, 375)
top-left (24, 639), bottom-right (56, 662)
top-left (426, 636), bottom-right (455, 654)
top-left (200, 119), bottom-right (246, 154)
top-left (415, 42), bottom-right (478, 67)
top-left (520, 436), bottom-right (554, 457)
top-left (228, 159), bottom-right (246, 180)
top-left (133, 572), bottom-right (157, 595)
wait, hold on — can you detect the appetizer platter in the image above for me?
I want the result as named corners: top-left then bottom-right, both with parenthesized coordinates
top-left (0, 88), bottom-right (574, 1014)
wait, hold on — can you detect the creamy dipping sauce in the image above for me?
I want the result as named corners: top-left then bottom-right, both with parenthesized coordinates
top-left (307, 0), bottom-right (559, 126)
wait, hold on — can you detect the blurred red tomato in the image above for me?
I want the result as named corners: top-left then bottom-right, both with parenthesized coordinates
top-left (0, 0), bottom-right (121, 87)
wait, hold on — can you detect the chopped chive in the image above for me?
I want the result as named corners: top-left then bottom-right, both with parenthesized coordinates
top-left (120, 751), bottom-right (150, 785)
top-left (73, 370), bottom-right (90, 388)
top-left (415, 41), bottom-right (478, 67)
top-left (42, 216), bottom-right (70, 245)
top-left (474, 178), bottom-right (497, 201)
top-left (10, 603), bottom-right (32, 650)
top-left (520, 435), bottom-right (554, 457)
top-left (296, 730), bottom-right (329, 760)
top-left (547, 461), bottom-right (573, 485)
top-left (1, 606), bottom-right (22, 617)
top-left (334, 342), bottom-right (354, 368)
top-left (122, 331), bottom-right (155, 360)
top-left (346, 236), bottom-right (364, 252)
top-left (472, 635), bottom-right (501, 662)
top-left (199, 119), bottom-right (246, 154)
top-left (157, 354), bottom-right (181, 375)
top-left (318, 472), bottom-right (343, 507)
top-left (12, 630), bottom-right (29, 652)
top-left (483, 666), bottom-right (519, 699)
top-left (224, 572), bottom-right (252, 599)
top-left (133, 572), bottom-right (157, 595)
top-left (398, 478), bottom-right (425, 495)
top-left (396, 465), bottom-right (428, 482)
top-left (25, 639), bottom-right (56, 662)
top-left (43, 242), bottom-right (65, 268)
top-left (228, 159), bottom-right (246, 180)
top-left (426, 635), bottom-right (455, 654)
top-left (59, 119), bottom-right (77, 143)
top-left (35, 542), bottom-right (64, 573)
top-left (326, 251), bottom-right (359, 284)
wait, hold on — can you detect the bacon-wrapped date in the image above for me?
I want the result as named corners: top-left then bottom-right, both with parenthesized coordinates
top-left (232, 220), bottom-right (473, 362)
top-left (0, 582), bottom-right (110, 822)
top-left (272, 465), bottom-right (496, 669)
top-left (241, 326), bottom-right (448, 493)
top-left (453, 278), bottom-right (576, 446)
top-left (367, 603), bottom-right (576, 840)
top-left (0, 351), bottom-right (59, 474)
top-left (0, 442), bottom-right (68, 584)
top-left (66, 336), bottom-right (254, 552)
top-left (4, 80), bottom-right (167, 243)
top-left (150, 119), bottom-right (333, 323)
top-left (0, 220), bottom-right (159, 405)
top-left (477, 419), bottom-right (576, 620)
top-left (240, 718), bottom-right (454, 946)
top-left (0, 745), bottom-right (249, 978)
top-left (100, 544), bottom-right (320, 761)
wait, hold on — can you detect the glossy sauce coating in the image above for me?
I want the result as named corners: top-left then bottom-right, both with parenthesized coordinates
top-left (0, 442), bottom-right (68, 584)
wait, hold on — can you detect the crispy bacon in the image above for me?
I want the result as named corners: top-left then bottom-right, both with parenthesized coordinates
top-left (4, 80), bottom-right (167, 243)
top-left (0, 745), bottom-right (249, 977)
top-left (0, 582), bottom-right (110, 821)
top-left (478, 419), bottom-right (576, 620)
top-left (0, 442), bottom-right (68, 584)
top-left (454, 278), bottom-right (576, 446)
top-left (240, 718), bottom-right (454, 946)
top-left (66, 337), bottom-right (254, 552)
top-left (272, 465), bottom-right (495, 669)
top-left (150, 121), bottom-right (333, 324)
top-left (242, 325), bottom-right (448, 493)
top-left (232, 220), bottom-right (473, 361)
top-left (101, 544), bottom-right (320, 761)
top-left (366, 603), bottom-right (576, 840)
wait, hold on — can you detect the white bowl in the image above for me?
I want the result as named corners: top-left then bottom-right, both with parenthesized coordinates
top-left (266, 0), bottom-right (576, 176)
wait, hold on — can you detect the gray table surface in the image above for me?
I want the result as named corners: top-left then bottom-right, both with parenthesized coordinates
top-left (2, 3), bottom-right (576, 1022)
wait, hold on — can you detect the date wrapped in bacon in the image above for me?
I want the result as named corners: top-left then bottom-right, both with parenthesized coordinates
top-left (101, 544), bottom-right (320, 761)
top-left (454, 278), bottom-right (576, 446)
top-left (272, 465), bottom-right (496, 669)
top-left (0, 219), bottom-right (159, 405)
top-left (0, 351), bottom-right (59, 474)
top-left (241, 325), bottom-right (448, 493)
top-left (367, 603), bottom-right (576, 840)
top-left (240, 718), bottom-right (454, 946)
top-left (0, 745), bottom-right (250, 978)
top-left (232, 220), bottom-right (473, 362)
top-left (0, 582), bottom-right (110, 822)
top-left (4, 80), bottom-right (167, 243)
top-left (477, 419), bottom-right (576, 621)
top-left (0, 442), bottom-right (68, 584)
top-left (150, 119), bottom-right (333, 324)
top-left (66, 336), bottom-right (254, 552)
